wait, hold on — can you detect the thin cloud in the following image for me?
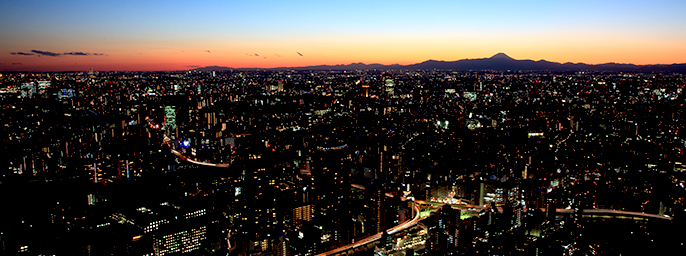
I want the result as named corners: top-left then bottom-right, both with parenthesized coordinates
top-left (205, 50), bottom-right (211, 53)
top-left (185, 65), bottom-right (200, 68)
top-left (31, 50), bottom-right (61, 57)
top-left (10, 50), bottom-right (106, 57)
top-left (297, 52), bottom-right (303, 56)
top-left (275, 54), bottom-right (282, 57)
top-left (13, 50), bottom-right (105, 57)
top-left (63, 52), bottom-right (89, 56)
top-left (254, 53), bottom-right (259, 57)
top-left (12, 63), bottom-right (22, 65)
top-left (64, 52), bottom-right (105, 56)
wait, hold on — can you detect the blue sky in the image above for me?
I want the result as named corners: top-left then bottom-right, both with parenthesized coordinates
top-left (1, 0), bottom-right (685, 70)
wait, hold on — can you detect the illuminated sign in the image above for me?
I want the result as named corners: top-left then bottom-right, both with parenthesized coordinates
top-left (181, 140), bottom-right (190, 148)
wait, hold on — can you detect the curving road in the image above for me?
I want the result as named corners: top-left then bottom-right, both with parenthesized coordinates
top-left (170, 149), bottom-right (230, 167)
top-left (350, 184), bottom-right (408, 201)
top-left (547, 208), bottom-right (672, 220)
top-left (163, 131), bottom-right (425, 255)
top-left (316, 204), bottom-right (422, 256)
top-left (148, 118), bottom-right (231, 168)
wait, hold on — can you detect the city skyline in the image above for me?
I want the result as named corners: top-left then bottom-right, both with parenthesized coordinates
top-left (1, 69), bottom-right (684, 255)
top-left (2, 0), bottom-right (686, 71)
top-left (2, 1), bottom-right (686, 254)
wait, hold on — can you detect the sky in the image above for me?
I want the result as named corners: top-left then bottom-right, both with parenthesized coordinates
top-left (1, 0), bottom-right (685, 71)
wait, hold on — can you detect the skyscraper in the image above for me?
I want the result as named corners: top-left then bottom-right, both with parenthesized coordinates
top-left (308, 135), bottom-right (353, 245)
top-left (309, 138), bottom-right (351, 215)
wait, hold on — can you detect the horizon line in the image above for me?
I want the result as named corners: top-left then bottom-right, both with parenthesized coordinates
top-left (3, 53), bottom-right (686, 72)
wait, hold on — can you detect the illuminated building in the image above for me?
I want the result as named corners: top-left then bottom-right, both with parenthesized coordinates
top-left (309, 139), bottom-right (352, 213)
top-left (99, 203), bottom-right (211, 256)
top-left (308, 136), bottom-right (354, 245)
top-left (371, 184), bottom-right (386, 234)
top-left (164, 106), bottom-right (176, 134)
top-left (231, 153), bottom-right (279, 241)
top-left (19, 82), bottom-right (36, 98)
top-left (86, 160), bottom-right (104, 184)
top-left (438, 205), bottom-right (461, 250)
top-left (382, 73), bottom-right (395, 97)
top-left (546, 198), bottom-right (557, 222)
top-left (361, 84), bottom-right (370, 98)
top-left (116, 158), bottom-right (131, 180)
top-left (276, 236), bottom-right (291, 256)
top-left (153, 226), bottom-right (207, 255)
top-left (293, 204), bottom-right (313, 228)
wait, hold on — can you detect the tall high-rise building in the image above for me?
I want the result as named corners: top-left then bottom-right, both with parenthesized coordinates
top-left (308, 136), bottom-right (353, 245)
top-left (439, 204), bottom-right (461, 230)
top-left (371, 184), bottom-right (386, 234)
top-left (546, 198), bottom-right (557, 222)
top-left (293, 205), bottom-right (313, 228)
top-left (276, 236), bottom-right (290, 256)
top-left (309, 139), bottom-right (352, 215)
top-left (439, 204), bottom-right (461, 250)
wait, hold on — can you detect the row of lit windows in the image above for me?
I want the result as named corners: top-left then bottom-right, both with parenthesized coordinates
top-left (155, 226), bottom-right (207, 255)
top-left (184, 209), bottom-right (206, 219)
top-left (109, 213), bottom-right (135, 225)
top-left (144, 219), bottom-right (169, 233)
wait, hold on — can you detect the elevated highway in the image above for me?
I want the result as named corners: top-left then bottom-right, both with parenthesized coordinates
top-left (547, 208), bottom-right (672, 221)
top-left (315, 204), bottom-right (422, 256)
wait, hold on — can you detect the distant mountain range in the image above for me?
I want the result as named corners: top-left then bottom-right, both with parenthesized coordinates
top-left (193, 53), bottom-right (686, 73)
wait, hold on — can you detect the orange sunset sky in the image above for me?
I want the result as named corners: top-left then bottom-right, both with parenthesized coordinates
top-left (2, 0), bottom-right (685, 71)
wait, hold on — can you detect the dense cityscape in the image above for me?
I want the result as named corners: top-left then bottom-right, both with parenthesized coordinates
top-left (1, 69), bottom-right (685, 255)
